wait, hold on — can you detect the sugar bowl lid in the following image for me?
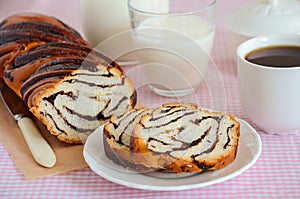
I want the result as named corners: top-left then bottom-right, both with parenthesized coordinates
top-left (225, 0), bottom-right (300, 37)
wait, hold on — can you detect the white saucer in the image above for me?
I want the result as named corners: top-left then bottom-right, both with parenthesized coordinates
top-left (83, 118), bottom-right (262, 191)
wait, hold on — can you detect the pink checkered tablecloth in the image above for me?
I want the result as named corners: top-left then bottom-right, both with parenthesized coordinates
top-left (1, 0), bottom-right (300, 198)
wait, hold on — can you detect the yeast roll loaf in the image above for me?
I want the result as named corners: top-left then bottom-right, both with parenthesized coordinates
top-left (0, 13), bottom-right (136, 143)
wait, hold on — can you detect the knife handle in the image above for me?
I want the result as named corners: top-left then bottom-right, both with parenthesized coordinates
top-left (17, 117), bottom-right (56, 168)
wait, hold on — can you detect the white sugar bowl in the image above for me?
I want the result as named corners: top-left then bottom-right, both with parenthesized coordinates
top-left (225, 0), bottom-right (300, 60)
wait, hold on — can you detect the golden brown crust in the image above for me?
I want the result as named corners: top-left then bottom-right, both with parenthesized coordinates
top-left (1, 13), bottom-right (71, 29)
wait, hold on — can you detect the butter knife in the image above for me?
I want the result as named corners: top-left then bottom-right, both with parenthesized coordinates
top-left (0, 80), bottom-right (56, 168)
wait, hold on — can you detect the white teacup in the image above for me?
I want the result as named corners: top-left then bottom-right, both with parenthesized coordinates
top-left (237, 34), bottom-right (300, 134)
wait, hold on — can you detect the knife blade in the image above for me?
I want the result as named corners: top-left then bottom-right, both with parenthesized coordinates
top-left (0, 79), bottom-right (56, 168)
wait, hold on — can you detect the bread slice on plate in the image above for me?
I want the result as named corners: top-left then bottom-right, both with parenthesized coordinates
top-left (103, 103), bottom-right (240, 173)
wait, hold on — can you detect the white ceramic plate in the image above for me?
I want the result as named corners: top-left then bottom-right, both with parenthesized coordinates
top-left (83, 118), bottom-right (262, 191)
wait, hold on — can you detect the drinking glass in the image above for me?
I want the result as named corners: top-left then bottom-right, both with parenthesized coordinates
top-left (128, 0), bottom-right (216, 97)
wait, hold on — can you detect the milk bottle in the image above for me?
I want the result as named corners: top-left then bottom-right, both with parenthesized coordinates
top-left (79, 0), bottom-right (171, 65)
top-left (79, 0), bottom-right (135, 64)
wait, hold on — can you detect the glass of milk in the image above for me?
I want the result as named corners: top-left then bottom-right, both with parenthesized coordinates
top-left (128, 0), bottom-right (216, 97)
top-left (79, 0), bottom-right (136, 65)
